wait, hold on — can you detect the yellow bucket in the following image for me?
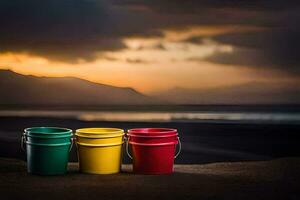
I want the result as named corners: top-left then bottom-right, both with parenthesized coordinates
top-left (75, 128), bottom-right (124, 174)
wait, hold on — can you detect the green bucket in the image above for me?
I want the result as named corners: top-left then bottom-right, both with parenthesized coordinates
top-left (22, 127), bottom-right (73, 175)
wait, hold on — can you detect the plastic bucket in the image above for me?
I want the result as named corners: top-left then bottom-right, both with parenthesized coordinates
top-left (75, 128), bottom-right (124, 174)
top-left (22, 127), bottom-right (73, 175)
top-left (127, 128), bottom-right (181, 174)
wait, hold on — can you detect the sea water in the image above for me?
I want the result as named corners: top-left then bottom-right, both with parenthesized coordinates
top-left (0, 109), bottom-right (300, 124)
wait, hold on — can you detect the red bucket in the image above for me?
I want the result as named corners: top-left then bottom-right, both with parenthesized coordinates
top-left (126, 128), bottom-right (181, 174)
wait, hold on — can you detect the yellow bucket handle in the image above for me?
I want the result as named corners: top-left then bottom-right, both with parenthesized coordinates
top-left (125, 136), bottom-right (181, 159)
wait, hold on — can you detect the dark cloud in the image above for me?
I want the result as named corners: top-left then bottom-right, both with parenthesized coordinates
top-left (182, 36), bottom-right (205, 45)
top-left (171, 3), bottom-right (300, 74)
top-left (0, 0), bottom-right (125, 62)
top-left (0, 0), bottom-right (167, 62)
top-left (0, 0), bottom-right (299, 66)
top-left (137, 43), bottom-right (166, 51)
top-left (203, 26), bottom-right (300, 74)
top-left (112, 0), bottom-right (300, 13)
top-left (125, 58), bottom-right (151, 64)
top-left (204, 47), bottom-right (272, 67)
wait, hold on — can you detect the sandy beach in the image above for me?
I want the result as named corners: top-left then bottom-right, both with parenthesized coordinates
top-left (0, 115), bottom-right (300, 199)
top-left (0, 157), bottom-right (299, 200)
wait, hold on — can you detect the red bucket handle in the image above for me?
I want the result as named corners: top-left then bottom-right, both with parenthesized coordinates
top-left (125, 137), bottom-right (133, 159)
top-left (126, 136), bottom-right (181, 159)
top-left (175, 137), bottom-right (181, 158)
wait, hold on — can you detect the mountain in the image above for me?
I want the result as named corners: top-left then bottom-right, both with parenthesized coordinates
top-left (153, 81), bottom-right (300, 104)
top-left (0, 70), bottom-right (158, 105)
top-left (1, 69), bottom-right (299, 106)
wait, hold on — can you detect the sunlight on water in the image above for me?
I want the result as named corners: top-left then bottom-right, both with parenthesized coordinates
top-left (0, 110), bottom-right (300, 123)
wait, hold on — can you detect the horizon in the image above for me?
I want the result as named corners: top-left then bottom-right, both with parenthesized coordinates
top-left (1, 68), bottom-right (300, 105)
top-left (1, 68), bottom-right (298, 95)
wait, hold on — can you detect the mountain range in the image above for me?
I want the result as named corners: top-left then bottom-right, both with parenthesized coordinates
top-left (0, 69), bottom-right (299, 105)
top-left (0, 69), bottom-right (157, 105)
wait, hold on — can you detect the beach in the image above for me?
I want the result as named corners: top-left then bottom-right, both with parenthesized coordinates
top-left (0, 157), bottom-right (299, 200)
top-left (0, 114), bottom-right (300, 199)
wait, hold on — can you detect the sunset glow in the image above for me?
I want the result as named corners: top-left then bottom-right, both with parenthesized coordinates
top-left (0, 0), bottom-right (299, 96)
top-left (1, 25), bottom-right (295, 94)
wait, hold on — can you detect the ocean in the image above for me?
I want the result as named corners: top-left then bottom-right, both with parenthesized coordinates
top-left (1, 105), bottom-right (300, 163)
top-left (0, 108), bottom-right (300, 124)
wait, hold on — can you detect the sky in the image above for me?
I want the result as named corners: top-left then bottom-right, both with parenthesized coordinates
top-left (0, 0), bottom-right (300, 94)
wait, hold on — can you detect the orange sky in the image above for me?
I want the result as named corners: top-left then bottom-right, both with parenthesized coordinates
top-left (0, 25), bottom-right (297, 94)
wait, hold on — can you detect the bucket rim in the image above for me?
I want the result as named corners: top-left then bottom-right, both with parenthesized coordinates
top-left (128, 128), bottom-right (177, 135)
top-left (128, 141), bottom-right (178, 146)
top-left (75, 128), bottom-right (124, 136)
top-left (127, 132), bottom-right (177, 138)
top-left (24, 127), bottom-right (72, 135)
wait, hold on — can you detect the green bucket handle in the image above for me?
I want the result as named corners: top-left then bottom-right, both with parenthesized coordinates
top-left (21, 133), bottom-right (25, 151)
top-left (69, 137), bottom-right (74, 152)
top-left (125, 136), bottom-right (182, 159)
top-left (21, 133), bottom-right (74, 152)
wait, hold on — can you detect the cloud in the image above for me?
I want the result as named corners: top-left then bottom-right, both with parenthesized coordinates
top-left (0, 0), bottom-right (300, 65)
top-left (125, 58), bottom-right (151, 64)
top-left (112, 0), bottom-right (300, 13)
top-left (171, 3), bottom-right (300, 74)
top-left (0, 0), bottom-right (168, 63)
top-left (204, 26), bottom-right (300, 74)
top-left (204, 47), bottom-right (271, 67)
top-left (182, 36), bottom-right (205, 45)
top-left (137, 43), bottom-right (166, 51)
top-left (0, 0), bottom-right (127, 62)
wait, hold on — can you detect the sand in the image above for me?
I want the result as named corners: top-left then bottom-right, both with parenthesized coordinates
top-left (0, 157), bottom-right (299, 200)
top-left (1, 116), bottom-right (300, 199)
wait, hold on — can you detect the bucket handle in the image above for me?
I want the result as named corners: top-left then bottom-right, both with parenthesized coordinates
top-left (125, 136), bottom-right (182, 159)
top-left (21, 133), bottom-right (74, 152)
top-left (125, 136), bottom-right (133, 159)
top-left (21, 133), bottom-right (26, 151)
top-left (69, 137), bottom-right (74, 152)
top-left (174, 137), bottom-right (181, 158)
